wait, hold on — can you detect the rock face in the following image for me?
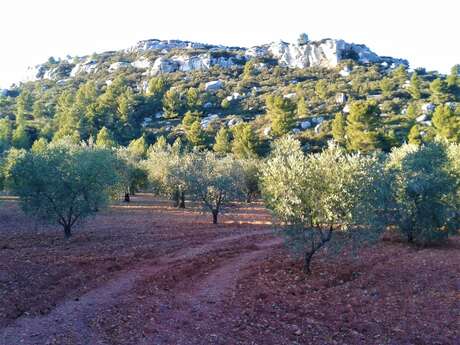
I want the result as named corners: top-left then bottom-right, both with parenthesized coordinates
top-left (149, 52), bottom-right (245, 75)
top-left (131, 57), bottom-right (151, 69)
top-left (22, 34), bottom-right (408, 83)
top-left (70, 59), bottom-right (98, 77)
top-left (129, 39), bottom-right (212, 52)
top-left (246, 39), bottom-right (384, 68)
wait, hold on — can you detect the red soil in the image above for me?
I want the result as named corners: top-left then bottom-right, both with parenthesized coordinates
top-left (0, 194), bottom-right (458, 345)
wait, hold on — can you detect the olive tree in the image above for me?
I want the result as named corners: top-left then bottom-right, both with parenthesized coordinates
top-left (144, 138), bottom-right (188, 207)
top-left (385, 141), bottom-right (459, 244)
top-left (448, 143), bottom-right (460, 227)
top-left (115, 147), bottom-right (148, 201)
top-left (261, 137), bottom-right (384, 274)
top-left (185, 151), bottom-right (244, 224)
top-left (8, 143), bottom-right (120, 238)
top-left (239, 158), bottom-right (260, 203)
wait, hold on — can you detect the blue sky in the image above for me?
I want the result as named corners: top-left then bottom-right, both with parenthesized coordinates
top-left (1, 0), bottom-right (458, 87)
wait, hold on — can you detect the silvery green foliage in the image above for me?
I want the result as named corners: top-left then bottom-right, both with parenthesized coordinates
top-left (115, 146), bottom-right (148, 197)
top-left (185, 151), bottom-right (244, 223)
top-left (448, 143), bottom-right (460, 228)
top-left (385, 141), bottom-right (458, 244)
top-left (261, 136), bottom-right (385, 273)
top-left (239, 158), bottom-right (261, 203)
top-left (143, 138), bottom-right (187, 203)
top-left (9, 142), bottom-right (120, 238)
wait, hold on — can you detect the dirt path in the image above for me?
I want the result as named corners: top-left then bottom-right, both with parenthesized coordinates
top-left (143, 238), bottom-right (282, 345)
top-left (0, 230), bottom-right (281, 345)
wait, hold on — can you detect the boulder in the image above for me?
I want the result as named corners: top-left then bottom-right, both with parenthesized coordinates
top-left (311, 116), bottom-right (324, 124)
top-left (131, 57), bottom-right (151, 69)
top-left (70, 59), bottom-right (98, 77)
top-left (227, 118), bottom-right (241, 127)
top-left (314, 123), bottom-right (323, 134)
top-left (263, 127), bottom-right (271, 136)
top-left (284, 93), bottom-right (296, 99)
top-left (335, 93), bottom-right (347, 104)
top-left (174, 54), bottom-right (211, 72)
top-left (150, 57), bottom-right (179, 75)
top-left (421, 103), bottom-right (435, 114)
top-left (339, 66), bottom-right (351, 77)
top-left (300, 120), bottom-right (312, 129)
top-left (109, 62), bottom-right (130, 72)
top-left (205, 80), bottom-right (224, 92)
top-left (416, 114), bottom-right (428, 122)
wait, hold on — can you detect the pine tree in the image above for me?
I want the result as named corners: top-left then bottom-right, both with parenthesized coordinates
top-left (231, 123), bottom-right (258, 159)
top-left (432, 104), bottom-right (460, 142)
top-left (405, 102), bottom-right (420, 119)
top-left (12, 125), bottom-right (30, 149)
top-left (407, 125), bottom-right (423, 145)
top-left (380, 77), bottom-right (396, 97)
top-left (392, 65), bottom-right (408, 85)
top-left (32, 99), bottom-right (45, 119)
top-left (213, 126), bottom-right (231, 154)
top-left (266, 95), bottom-right (295, 137)
top-left (447, 65), bottom-right (459, 91)
top-left (243, 60), bottom-right (256, 80)
top-left (128, 136), bottom-right (148, 159)
top-left (147, 76), bottom-right (168, 97)
top-left (95, 127), bottom-right (116, 148)
top-left (408, 72), bottom-right (422, 100)
top-left (315, 80), bottom-right (329, 100)
top-left (346, 100), bottom-right (381, 152)
top-left (331, 113), bottom-right (347, 145)
top-left (296, 96), bottom-right (308, 118)
top-left (15, 91), bottom-right (31, 126)
top-left (75, 81), bottom-right (98, 137)
top-left (0, 118), bottom-right (12, 153)
top-left (186, 87), bottom-right (202, 111)
top-left (182, 111), bottom-right (201, 130)
top-left (54, 90), bottom-right (82, 141)
top-left (429, 78), bottom-right (449, 104)
top-left (186, 121), bottom-right (206, 147)
top-left (116, 89), bottom-right (136, 141)
top-left (31, 138), bottom-right (48, 153)
top-left (163, 88), bottom-right (182, 118)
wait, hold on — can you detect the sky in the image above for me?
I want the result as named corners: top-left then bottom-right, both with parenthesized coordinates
top-left (1, 0), bottom-right (458, 88)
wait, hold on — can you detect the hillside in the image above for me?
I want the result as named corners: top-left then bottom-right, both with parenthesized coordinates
top-left (0, 33), bottom-right (458, 153)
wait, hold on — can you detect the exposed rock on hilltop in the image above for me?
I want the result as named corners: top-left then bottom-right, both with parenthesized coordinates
top-left (22, 34), bottom-right (408, 82)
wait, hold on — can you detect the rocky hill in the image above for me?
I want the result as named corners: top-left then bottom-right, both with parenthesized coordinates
top-left (0, 33), bottom-right (458, 155)
top-left (23, 34), bottom-right (408, 82)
